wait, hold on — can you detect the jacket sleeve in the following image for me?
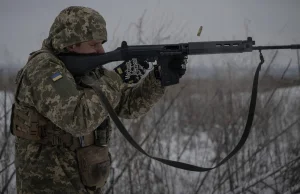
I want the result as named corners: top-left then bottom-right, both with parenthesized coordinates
top-left (20, 55), bottom-right (116, 137)
top-left (116, 70), bottom-right (165, 119)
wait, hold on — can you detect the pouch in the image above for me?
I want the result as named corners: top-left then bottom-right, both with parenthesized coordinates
top-left (76, 145), bottom-right (111, 187)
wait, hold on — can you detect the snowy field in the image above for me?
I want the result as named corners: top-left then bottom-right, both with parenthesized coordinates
top-left (1, 85), bottom-right (300, 194)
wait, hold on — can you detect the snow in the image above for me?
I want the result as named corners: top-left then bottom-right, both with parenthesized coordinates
top-left (1, 85), bottom-right (300, 194)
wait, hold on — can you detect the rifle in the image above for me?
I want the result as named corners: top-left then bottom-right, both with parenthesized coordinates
top-left (57, 38), bottom-right (300, 172)
top-left (58, 37), bottom-right (300, 86)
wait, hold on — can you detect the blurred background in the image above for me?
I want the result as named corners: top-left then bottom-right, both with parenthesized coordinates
top-left (1, 0), bottom-right (300, 193)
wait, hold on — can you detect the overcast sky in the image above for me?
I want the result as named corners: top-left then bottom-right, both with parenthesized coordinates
top-left (0, 0), bottom-right (300, 66)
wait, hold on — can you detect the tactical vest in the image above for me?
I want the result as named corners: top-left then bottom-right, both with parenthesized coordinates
top-left (10, 50), bottom-right (111, 151)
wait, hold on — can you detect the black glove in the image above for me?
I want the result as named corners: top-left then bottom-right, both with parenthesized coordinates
top-left (168, 55), bottom-right (187, 78)
top-left (114, 58), bottom-right (149, 84)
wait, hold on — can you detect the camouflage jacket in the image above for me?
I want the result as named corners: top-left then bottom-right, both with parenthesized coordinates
top-left (13, 5), bottom-right (165, 194)
top-left (14, 47), bottom-right (164, 194)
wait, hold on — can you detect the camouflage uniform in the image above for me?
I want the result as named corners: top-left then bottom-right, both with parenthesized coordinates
top-left (12, 6), bottom-right (164, 194)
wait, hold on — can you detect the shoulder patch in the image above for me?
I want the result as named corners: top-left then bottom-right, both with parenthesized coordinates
top-left (51, 72), bottom-right (63, 82)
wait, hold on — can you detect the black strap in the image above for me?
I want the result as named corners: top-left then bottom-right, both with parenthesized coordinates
top-left (94, 50), bottom-right (264, 171)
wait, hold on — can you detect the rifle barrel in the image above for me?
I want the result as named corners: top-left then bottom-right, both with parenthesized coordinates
top-left (253, 45), bottom-right (300, 50)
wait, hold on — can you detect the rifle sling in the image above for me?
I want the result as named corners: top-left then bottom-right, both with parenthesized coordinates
top-left (94, 50), bottom-right (264, 172)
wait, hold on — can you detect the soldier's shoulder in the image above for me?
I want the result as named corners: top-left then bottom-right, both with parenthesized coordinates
top-left (28, 51), bottom-right (63, 68)
top-left (25, 51), bottom-right (65, 77)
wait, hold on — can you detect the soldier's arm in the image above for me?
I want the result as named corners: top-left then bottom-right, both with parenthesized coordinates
top-left (115, 70), bottom-right (165, 119)
top-left (23, 56), bottom-right (113, 137)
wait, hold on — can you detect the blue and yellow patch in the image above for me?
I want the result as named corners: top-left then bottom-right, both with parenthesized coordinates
top-left (51, 72), bottom-right (63, 82)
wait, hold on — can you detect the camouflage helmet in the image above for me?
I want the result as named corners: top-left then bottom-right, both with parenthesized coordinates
top-left (44, 6), bottom-right (107, 53)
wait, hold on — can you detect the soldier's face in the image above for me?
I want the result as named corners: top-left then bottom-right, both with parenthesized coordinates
top-left (68, 40), bottom-right (105, 54)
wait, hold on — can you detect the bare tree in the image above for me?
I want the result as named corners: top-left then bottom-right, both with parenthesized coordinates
top-left (0, 76), bottom-right (16, 194)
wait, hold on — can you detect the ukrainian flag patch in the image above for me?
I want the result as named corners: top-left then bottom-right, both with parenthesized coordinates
top-left (51, 72), bottom-right (63, 82)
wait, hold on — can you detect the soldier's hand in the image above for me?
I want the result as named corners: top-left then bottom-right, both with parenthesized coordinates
top-left (168, 55), bottom-right (187, 78)
top-left (114, 58), bottom-right (149, 84)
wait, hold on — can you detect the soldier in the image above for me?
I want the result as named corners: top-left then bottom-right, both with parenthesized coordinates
top-left (10, 6), bottom-right (186, 194)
